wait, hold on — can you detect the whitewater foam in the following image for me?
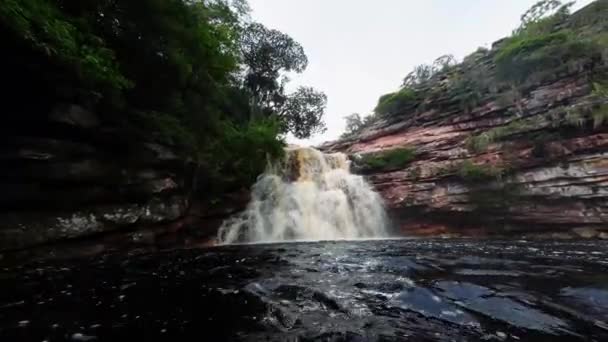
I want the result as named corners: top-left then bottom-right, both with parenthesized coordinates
top-left (218, 147), bottom-right (388, 244)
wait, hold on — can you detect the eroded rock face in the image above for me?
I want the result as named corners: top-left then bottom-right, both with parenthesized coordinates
top-left (0, 196), bottom-right (188, 250)
top-left (49, 104), bottom-right (100, 129)
top-left (0, 99), bottom-right (254, 255)
top-left (0, 103), bottom-right (198, 252)
top-left (322, 74), bottom-right (608, 238)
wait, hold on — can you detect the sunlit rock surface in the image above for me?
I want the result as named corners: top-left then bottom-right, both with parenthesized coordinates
top-left (0, 239), bottom-right (606, 341)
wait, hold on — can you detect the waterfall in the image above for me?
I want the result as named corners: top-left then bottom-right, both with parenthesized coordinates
top-left (217, 147), bottom-right (388, 244)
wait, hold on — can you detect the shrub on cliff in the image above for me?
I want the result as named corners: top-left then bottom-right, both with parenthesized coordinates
top-left (591, 82), bottom-right (608, 129)
top-left (201, 118), bottom-right (285, 191)
top-left (402, 55), bottom-right (457, 88)
top-left (340, 113), bottom-right (379, 139)
top-left (466, 117), bottom-right (541, 153)
top-left (371, 55), bottom-right (461, 117)
top-left (341, 113), bottom-right (364, 138)
top-left (358, 148), bottom-right (416, 172)
top-left (456, 161), bottom-right (504, 183)
top-left (357, 0), bottom-right (608, 139)
top-left (494, 30), bottom-right (602, 85)
top-left (448, 72), bottom-right (486, 114)
top-left (374, 88), bottom-right (417, 116)
top-left (494, 1), bottom-right (606, 86)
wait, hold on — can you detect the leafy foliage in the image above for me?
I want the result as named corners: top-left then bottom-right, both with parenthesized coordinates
top-left (517, 0), bottom-right (573, 34)
top-left (466, 117), bottom-right (539, 153)
top-left (456, 161), bottom-right (503, 183)
top-left (463, 47), bottom-right (490, 64)
top-left (358, 148), bottom-right (416, 172)
top-left (592, 81), bottom-right (608, 98)
top-left (402, 55), bottom-right (457, 88)
top-left (494, 30), bottom-right (601, 85)
top-left (494, 0), bottom-right (605, 86)
top-left (1, 0), bottom-right (131, 92)
top-left (340, 113), bottom-right (377, 139)
top-left (202, 119), bottom-right (285, 191)
top-left (1, 0), bottom-right (328, 192)
top-left (277, 87), bottom-right (327, 139)
top-left (241, 22), bottom-right (308, 102)
top-left (130, 111), bottom-right (197, 153)
top-left (342, 113), bottom-right (365, 138)
top-left (374, 88), bottom-right (417, 116)
top-left (592, 105), bottom-right (608, 129)
top-left (448, 73), bottom-right (485, 113)
top-left (465, 100), bottom-right (606, 154)
top-left (239, 22), bottom-right (327, 137)
top-left (591, 82), bottom-right (608, 129)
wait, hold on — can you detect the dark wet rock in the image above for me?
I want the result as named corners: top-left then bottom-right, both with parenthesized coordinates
top-left (0, 196), bottom-right (188, 250)
top-left (0, 239), bottom-right (607, 341)
top-left (49, 104), bottom-right (100, 129)
top-left (143, 143), bottom-right (180, 163)
top-left (0, 107), bottom-right (195, 252)
top-left (560, 287), bottom-right (608, 318)
top-left (435, 281), bottom-right (569, 334)
top-left (391, 287), bottom-right (479, 326)
top-left (0, 101), bottom-right (250, 252)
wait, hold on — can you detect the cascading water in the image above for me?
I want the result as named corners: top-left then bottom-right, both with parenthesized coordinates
top-left (218, 147), bottom-right (388, 244)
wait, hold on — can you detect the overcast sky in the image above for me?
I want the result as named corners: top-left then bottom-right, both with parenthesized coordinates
top-left (247, 0), bottom-right (594, 146)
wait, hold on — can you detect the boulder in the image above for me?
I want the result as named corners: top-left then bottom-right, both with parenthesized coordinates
top-left (49, 104), bottom-right (100, 128)
top-left (572, 227), bottom-right (599, 239)
top-left (0, 196), bottom-right (188, 251)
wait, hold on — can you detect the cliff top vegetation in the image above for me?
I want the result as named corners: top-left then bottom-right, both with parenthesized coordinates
top-left (341, 0), bottom-right (608, 139)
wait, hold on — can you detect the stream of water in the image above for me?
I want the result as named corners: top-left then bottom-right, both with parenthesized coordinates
top-left (1, 239), bottom-right (607, 341)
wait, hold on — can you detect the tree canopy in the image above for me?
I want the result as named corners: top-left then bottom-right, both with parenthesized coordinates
top-left (239, 22), bottom-right (327, 137)
top-left (1, 0), bottom-right (327, 192)
top-left (241, 22), bottom-right (308, 103)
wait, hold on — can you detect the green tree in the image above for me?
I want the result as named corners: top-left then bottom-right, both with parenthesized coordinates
top-left (278, 87), bottom-right (327, 139)
top-left (240, 22), bottom-right (308, 104)
top-left (402, 54), bottom-right (456, 88)
top-left (239, 22), bottom-right (327, 138)
top-left (517, 0), bottom-right (573, 33)
top-left (374, 88), bottom-right (417, 116)
top-left (1, 0), bottom-right (313, 192)
top-left (342, 113), bottom-right (364, 137)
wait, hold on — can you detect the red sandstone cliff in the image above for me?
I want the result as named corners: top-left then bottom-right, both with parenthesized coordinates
top-left (322, 1), bottom-right (608, 239)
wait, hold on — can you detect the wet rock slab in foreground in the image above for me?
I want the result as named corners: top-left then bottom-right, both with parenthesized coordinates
top-left (0, 239), bottom-right (607, 341)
